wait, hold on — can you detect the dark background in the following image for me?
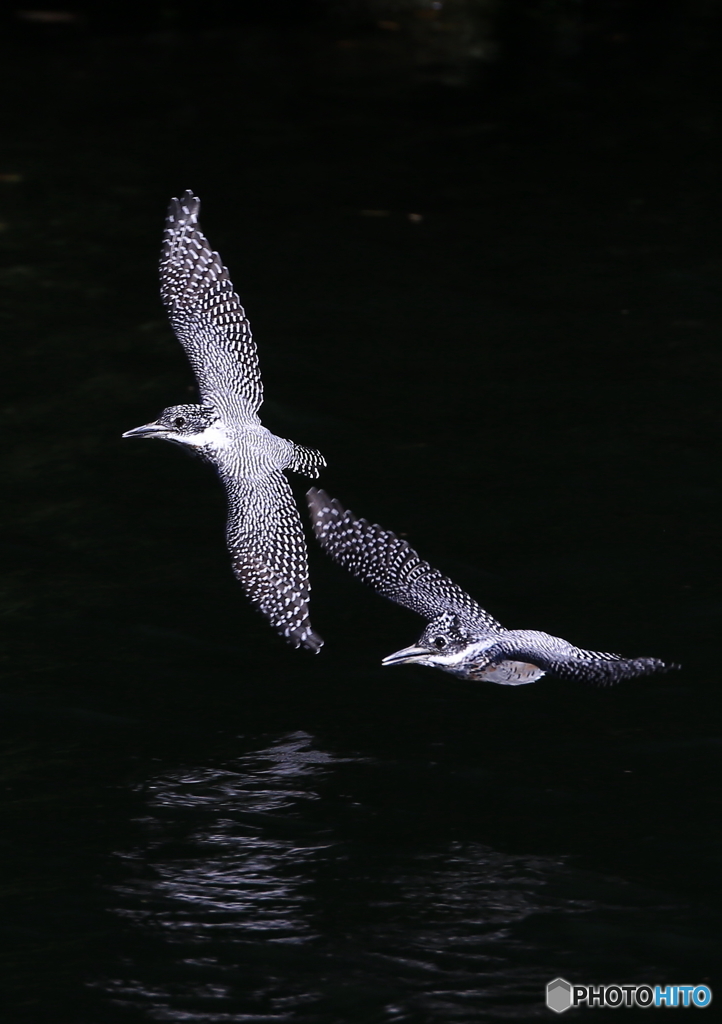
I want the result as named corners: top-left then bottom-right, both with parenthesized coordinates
top-left (1, 2), bottom-right (721, 1020)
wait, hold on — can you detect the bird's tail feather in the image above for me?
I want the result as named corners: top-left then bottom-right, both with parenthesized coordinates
top-left (286, 442), bottom-right (326, 479)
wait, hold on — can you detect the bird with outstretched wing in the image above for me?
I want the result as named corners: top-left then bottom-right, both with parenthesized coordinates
top-left (307, 488), bottom-right (674, 684)
top-left (124, 192), bottom-right (324, 651)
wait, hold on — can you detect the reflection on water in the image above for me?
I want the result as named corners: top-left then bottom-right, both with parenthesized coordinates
top-left (113, 733), bottom-right (340, 949)
top-left (98, 731), bottom-right (681, 1022)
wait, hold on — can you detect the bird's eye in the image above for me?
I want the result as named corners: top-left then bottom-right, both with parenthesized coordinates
top-left (433, 636), bottom-right (448, 650)
top-left (173, 416), bottom-right (186, 428)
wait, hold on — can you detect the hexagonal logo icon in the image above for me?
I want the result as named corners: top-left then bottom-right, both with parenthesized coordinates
top-left (547, 978), bottom-right (572, 1013)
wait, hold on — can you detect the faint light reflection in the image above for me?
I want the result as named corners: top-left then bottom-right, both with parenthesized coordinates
top-left (113, 733), bottom-right (343, 949)
top-left (98, 732), bottom-right (618, 1021)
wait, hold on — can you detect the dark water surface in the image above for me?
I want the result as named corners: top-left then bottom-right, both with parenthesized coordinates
top-left (1, 21), bottom-right (721, 1022)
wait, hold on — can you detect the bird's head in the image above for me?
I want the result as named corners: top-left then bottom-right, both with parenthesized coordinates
top-left (122, 404), bottom-right (224, 453)
top-left (381, 613), bottom-right (498, 672)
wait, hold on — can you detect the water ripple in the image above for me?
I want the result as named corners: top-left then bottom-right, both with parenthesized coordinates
top-left (98, 732), bottom-right (690, 1021)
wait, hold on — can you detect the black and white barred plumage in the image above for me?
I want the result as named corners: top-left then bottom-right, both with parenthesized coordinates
top-left (159, 192), bottom-right (263, 419)
top-left (123, 192), bottom-right (325, 651)
top-left (307, 488), bottom-right (673, 684)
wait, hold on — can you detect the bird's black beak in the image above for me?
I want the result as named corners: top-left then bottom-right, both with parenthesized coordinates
top-left (381, 644), bottom-right (430, 667)
top-left (122, 422), bottom-right (169, 440)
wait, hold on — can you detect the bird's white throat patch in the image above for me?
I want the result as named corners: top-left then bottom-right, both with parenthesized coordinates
top-left (432, 638), bottom-right (498, 667)
top-left (181, 423), bottom-right (229, 448)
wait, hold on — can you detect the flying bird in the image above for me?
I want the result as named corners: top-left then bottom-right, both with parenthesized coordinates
top-left (123, 192), bottom-right (325, 651)
top-left (307, 488), bottom-right (673, 684)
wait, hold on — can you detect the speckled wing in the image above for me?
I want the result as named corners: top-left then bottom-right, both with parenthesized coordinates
top-left (225, 471), bottom-right (322, 651)
top-left (547, 651), bottom-right (671, 685)
top-left (307, 488), bottom-right (501, 629)
top-left (479, 636), bottom-right (672, 686)
top-left (160, 191), bottom-right (262, 420)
